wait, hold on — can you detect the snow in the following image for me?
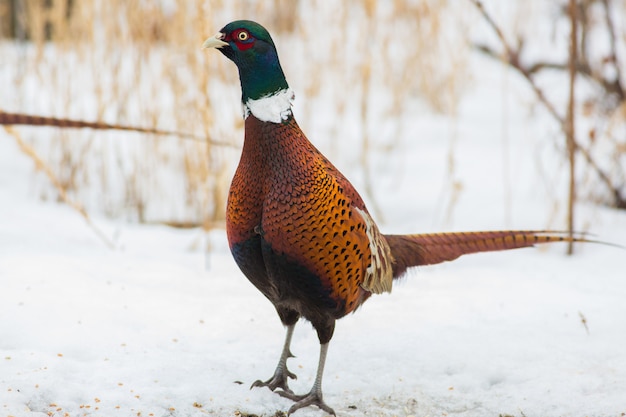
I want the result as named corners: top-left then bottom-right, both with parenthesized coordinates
top-left (2, 5), bottom-right (626, 417)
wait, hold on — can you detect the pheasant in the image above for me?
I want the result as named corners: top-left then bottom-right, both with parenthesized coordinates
top-left (203, 20), bottom-right (593, 415)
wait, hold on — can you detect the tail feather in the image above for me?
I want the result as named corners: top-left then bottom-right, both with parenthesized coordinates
top-left (0, 111), bottom-right (224, 144)
top-left (385, 230), bottom-right (594, 278)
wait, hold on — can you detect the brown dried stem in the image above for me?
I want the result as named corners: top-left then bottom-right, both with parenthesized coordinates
top-left (3, 126), bottom-right (116, 249)
top-left (565, 0), bottom-right (578, 254)
top-left (0, 111), bottom-right (235, 147)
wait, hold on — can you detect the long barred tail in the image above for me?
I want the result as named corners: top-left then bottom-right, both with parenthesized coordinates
top-left (384, 230), bottom-right (597, 278)
top-left (0, 111), bottom-right (216, 143)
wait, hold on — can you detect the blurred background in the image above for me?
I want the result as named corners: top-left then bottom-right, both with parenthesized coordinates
top-left (1, 0), bottom-right (624, 241)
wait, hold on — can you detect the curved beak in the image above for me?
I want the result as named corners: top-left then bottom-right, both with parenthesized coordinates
top-left (202, 32), bottom-right (228, 49)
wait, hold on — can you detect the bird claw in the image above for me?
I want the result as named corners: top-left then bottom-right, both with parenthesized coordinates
top-left (250, 367), bottom-right (297, 393)
top-left (252, 370), bottom-right (336, 415)
top-left (281, 390), bottom-right (336, 416)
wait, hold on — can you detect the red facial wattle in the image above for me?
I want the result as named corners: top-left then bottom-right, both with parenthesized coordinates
top-left (228, 29), bottom-right (254, 51)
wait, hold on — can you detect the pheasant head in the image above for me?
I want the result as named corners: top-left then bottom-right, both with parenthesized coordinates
top-left (202, 20), bottom-right (293, 123)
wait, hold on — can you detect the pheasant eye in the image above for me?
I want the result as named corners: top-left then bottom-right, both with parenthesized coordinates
top-left (237, 31), bottom-right (249, 41)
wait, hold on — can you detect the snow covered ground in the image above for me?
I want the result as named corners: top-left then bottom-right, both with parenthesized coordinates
top-left (2, 9), bottom-right (626, 417)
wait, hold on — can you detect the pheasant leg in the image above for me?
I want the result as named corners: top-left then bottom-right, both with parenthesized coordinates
top-left (251, 323), bottom-right (297, 393)
top-left (279, 342), bottom-right (335, 416)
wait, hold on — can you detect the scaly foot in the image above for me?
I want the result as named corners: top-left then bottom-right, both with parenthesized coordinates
top-left (278, 389), bottom-right (335, 416)
top-left (251, 364), bottom-right (297, 394)
top-left (252, 324), bottom-right (298, 393)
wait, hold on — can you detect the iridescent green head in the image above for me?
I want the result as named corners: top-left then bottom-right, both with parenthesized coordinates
top-left (203, 20), bottom-right (289, 103)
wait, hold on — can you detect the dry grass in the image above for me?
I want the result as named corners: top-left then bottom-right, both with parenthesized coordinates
top-left (2, 0), bottom-right (467, 231)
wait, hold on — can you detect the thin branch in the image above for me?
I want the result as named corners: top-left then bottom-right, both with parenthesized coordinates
top-left (577, 142), bottom-right (626, 209)
top-left (600, 0), bottom-right (625, 102)
top-left (470, 0), bottom-right (626, 210)
top-left (475, 43), bottom-right (622, 101)
top-left (0, 111), bottom-right (236, 148)
top-left (565, 0), bottom-right (578, 254)
top-left (3, 125), bottom-right (116, 250)
top-left (470, 0), bottom-right (565, 126)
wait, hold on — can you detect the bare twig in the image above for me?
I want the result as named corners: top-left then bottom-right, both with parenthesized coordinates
top-left (600, 0), bottom-right (625, 102)
top-left (0, 111), bottom-right (236, 148)
top-left (578, 142), bottom-right (626, 208)
top-left (470, 0), bottom-right (626, 212)
top-left (470, 0), bottom-right (565, 125)
top-left (3, 126), bottom-right (116, 249)
top-left (475, 44), bottom-right (623, 101)
top-left (565, 0), bottom-right (578, 254)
